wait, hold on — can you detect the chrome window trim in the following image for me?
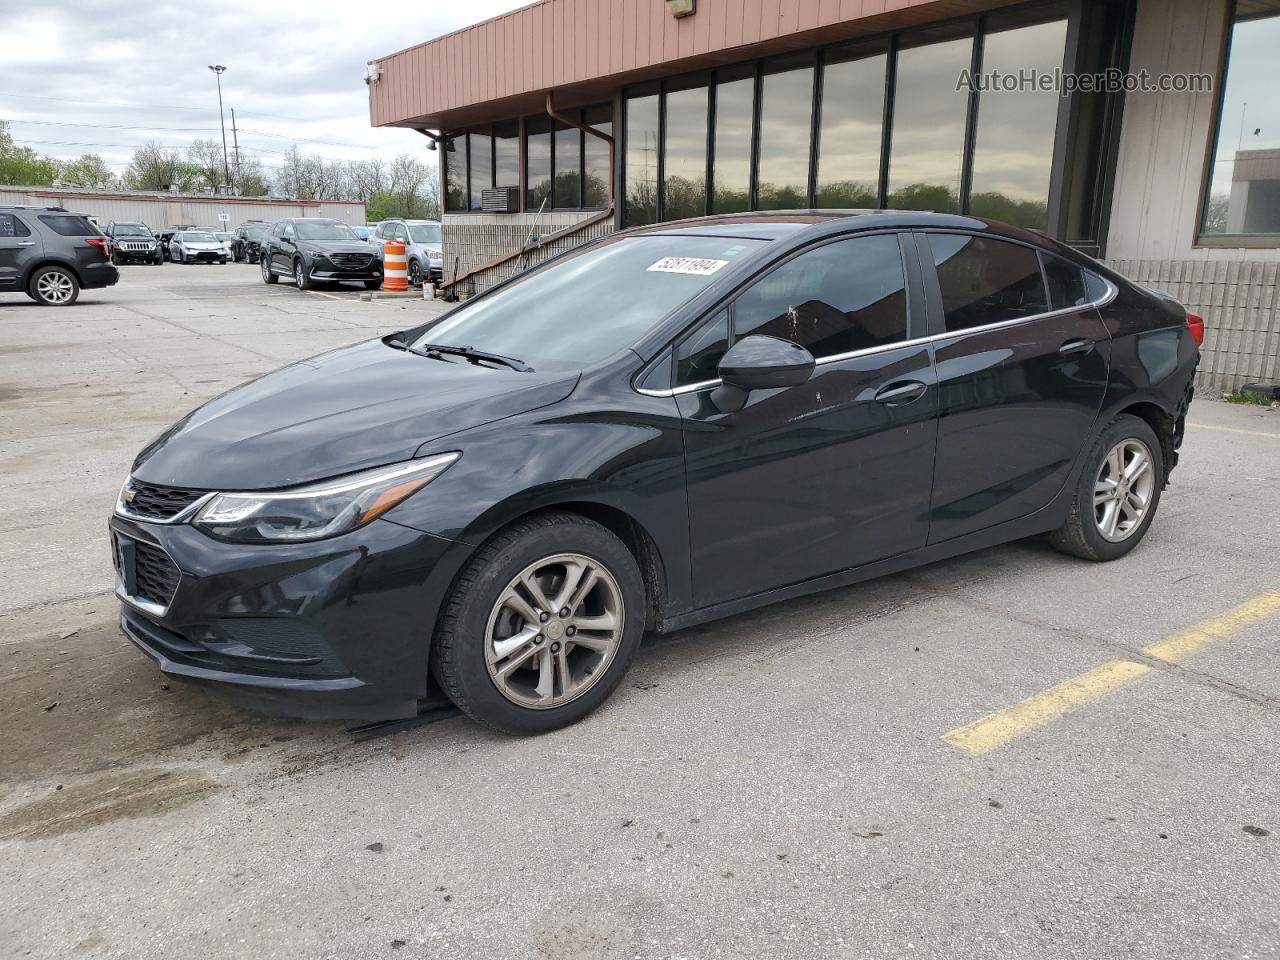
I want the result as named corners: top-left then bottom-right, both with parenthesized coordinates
top-left (634, 275), bottom-right (1117, 399)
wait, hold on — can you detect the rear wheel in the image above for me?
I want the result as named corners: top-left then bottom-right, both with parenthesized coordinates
top-left (432, 513), bottom-right (645, 735)
top-left (1049, 414), bottom-right (1164, 561)
top-left (261, 255), bottom-right (278, 284)
top-left (29, 266), bottom-right (79, 306)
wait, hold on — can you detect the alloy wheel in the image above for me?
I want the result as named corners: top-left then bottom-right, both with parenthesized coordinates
top-left (409, 260), bottom-right (422, 286)
top-left (260, 257), bottom-right (270, 281)
top-left (1093, 438), bottom-right (1156, 542)
top-left (35, 271), bottom-right (75, 304)
top-left (295, 262), bottom-right (305, 287)
top-left (484, 553), bottom-right (624, 709)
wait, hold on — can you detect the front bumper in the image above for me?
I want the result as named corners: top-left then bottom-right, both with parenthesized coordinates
top-left (185, 251), bottom-right (226, 262)
top-left (309, 260), bottom-right (383, 281)
top-left (110, 512), bottom-right (467, 720)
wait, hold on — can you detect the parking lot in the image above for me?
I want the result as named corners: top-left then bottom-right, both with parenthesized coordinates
top-left (2, 263), bottom-right (1279, 959)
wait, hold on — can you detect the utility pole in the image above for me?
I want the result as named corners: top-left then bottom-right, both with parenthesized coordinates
top-left (208, 64), bottom-right (230, 189)
top-left (230, 107), bottom-right (242, 192)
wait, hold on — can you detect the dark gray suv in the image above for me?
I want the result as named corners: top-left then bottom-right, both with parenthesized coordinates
top-left (0, 206), bottom-right (119, 305)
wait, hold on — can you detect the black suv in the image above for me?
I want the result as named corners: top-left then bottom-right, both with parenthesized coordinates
top-left (260, 218), bottom-right (382, 290)
top-left (230, 221), bottom-right (269, 263)
top-left (0, 205), bottom-right (119, 305)
top-left (107, 221), bottom-right (163, 265)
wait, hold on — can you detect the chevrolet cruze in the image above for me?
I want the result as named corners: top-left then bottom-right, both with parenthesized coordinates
top-left (111, 212), bottom-right (1201, 734)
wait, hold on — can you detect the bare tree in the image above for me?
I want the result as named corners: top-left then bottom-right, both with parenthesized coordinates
top-left (124, 142), bottom-right (197, 192)
top-left (188, 138), bottom-right (227, 191)
top-left (345, 158), bottom-right (387, 201)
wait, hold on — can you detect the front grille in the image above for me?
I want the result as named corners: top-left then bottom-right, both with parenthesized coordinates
top-left (329, 252), bottom-right (373, 270)
top-left (120, 241), bottom-right (152, 251)
top-left (125, 481), bottom-right (206, 521)
top-left (133, 539), bottom-right (181, 608)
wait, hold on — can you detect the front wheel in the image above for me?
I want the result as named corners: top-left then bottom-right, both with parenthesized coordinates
top-left (1049, 414), bottom-right (1164, 562)
top-left (408, 259), bottom-right (422, 287)
top-left (432, 513), bottom-right (645, 735)
top-left (261, 256), bottom-right (278, 284)
top-left (364, 278), bottom-right (382, 290)
top-left (294, 259), bottom-right (314, 290)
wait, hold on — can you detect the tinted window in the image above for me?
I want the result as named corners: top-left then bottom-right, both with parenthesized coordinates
top-left (469, 130), bottom-right (492, 209)
top-left (816, 47), bottom-right (886, 208)
top-left (38, 214), bottom-right (99, 236)
top-left (1043, 255), bottom-right (1088, 310)
top-left (553, 121), bottom-right (580, 208)
top-left (415, 236), bottom-right (764, 366)
top-left (583, 105), bottom-right (613, 209)
top-left (494, 121), bottom-right (519, 189)
top-left (1084, 271), bottom-right (1110, 303)
top-left (0, 214), bottom-right (31, 238)
top-left (756, 56), bottom-right (814, 210)
top-left (930, 234), bottom-right (1049, 331)
top-left (662, 76), bottom-right (708, 220)
top-left (734, 234), bottom-right (908, 357)
top-left (296, 221), bottom-right (355, 240)
top-left (444, 136), bottom-right (467, 212)
top-left (409, 223), bottom-right (441, 244)
top-left (526, 116), bottom-right (552, 211)
top-left (711, 65), bottom-right (754, 214)
top-left (676, 310), bottom-right (730, 386)
top-left (624, 87), bottom-right (659, 226)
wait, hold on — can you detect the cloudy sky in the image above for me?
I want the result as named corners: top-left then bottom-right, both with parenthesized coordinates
top-left (1, 0), bottom-right (529, 179)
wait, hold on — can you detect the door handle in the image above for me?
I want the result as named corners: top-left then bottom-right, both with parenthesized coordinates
top-left (874, 380), bottom-right (928, 406)
top-left (1058, 338), bottom-right (1095, 356)
top-left (15, 241), bottom-right (35, 247)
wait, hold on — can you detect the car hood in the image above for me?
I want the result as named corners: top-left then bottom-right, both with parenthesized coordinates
top-left (300, 240), bottom-right (372, 255)
top-left (131, 339), bottom-right (580, 490)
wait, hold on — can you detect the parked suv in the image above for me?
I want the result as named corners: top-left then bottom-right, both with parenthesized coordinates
top-left (230, 222), bottom-right (269, 263)
top-left (0, 205), bottom-right (118, 305)
top-left (260, 218), bottom-right (382, 290)
top-left (370, 219), bottom-right (442, 285)
top-left (106, 222), bottom-right (163, 265)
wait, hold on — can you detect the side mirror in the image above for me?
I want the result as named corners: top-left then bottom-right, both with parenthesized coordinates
top-left (711, 335), bottom-right (815, 412)
top-left (718, 335), bottom-right (815, 391)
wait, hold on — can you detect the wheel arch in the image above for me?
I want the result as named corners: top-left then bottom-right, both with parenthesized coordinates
top-left (1113, 399), bottom-right (1179, 481)
top-left (22, 257), bottom-right (83, 289)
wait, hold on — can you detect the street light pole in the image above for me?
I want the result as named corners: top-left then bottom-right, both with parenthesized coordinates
top-left (208, 64), bottom-right (231, 189)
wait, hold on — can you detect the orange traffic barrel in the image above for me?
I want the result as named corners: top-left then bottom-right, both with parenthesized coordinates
top-left (383, 241), bottom-right (408, 292)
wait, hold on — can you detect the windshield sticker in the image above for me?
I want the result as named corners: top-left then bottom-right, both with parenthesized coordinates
top-left (647, 256), bottom-right (730, 276)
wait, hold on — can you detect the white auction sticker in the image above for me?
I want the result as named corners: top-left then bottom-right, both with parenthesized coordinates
top-left (646, 256), bottom-right (729, 276)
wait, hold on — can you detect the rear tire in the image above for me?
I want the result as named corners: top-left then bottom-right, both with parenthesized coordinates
top-left (1048, 414), bottom-right (1164, 562)
top-left (29, 266), bottom-right (80, 306)
top-left (432, 512), bottom-right (646, 735)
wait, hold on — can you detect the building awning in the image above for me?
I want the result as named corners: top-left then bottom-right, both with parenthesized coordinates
top-left (368, 0), bottom-right (1022, 131)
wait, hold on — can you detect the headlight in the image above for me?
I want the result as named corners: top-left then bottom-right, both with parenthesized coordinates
top-left (193, 453), bottom-right (460, 543)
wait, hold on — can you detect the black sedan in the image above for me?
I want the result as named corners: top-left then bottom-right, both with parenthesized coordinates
top-left (259, 218), bottom-right (383, 290)
top-left (111, 211), bottom-right (1201, 733)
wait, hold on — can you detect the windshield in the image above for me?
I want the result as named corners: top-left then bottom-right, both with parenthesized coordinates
top-left (216, 232), bottom-right (233, 241)
top-left (296, 221), bottom-right (356, 241)
top-left (113, 224), bottom-right (151, 237)
top-left (182, 232), bottom-right (215, 242)
top-left (413, 235), bottom-right (766, 365)
top-left (243, 227), bottom-right (267, 239)
top-left (409, 223), bottom-right (442, 244)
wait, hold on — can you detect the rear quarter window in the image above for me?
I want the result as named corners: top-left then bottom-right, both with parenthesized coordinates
top-left (0, 214), bottom-right (32, 238)
top-left (38, 214), bottom-right (100, 236)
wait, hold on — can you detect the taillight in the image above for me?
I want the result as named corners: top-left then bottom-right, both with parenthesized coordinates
top-left (1186, 311), bottom-right (1205, 347)
top-left (84, 236), bottom-right (110, 258)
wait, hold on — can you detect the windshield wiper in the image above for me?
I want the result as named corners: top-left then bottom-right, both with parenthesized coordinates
top-left (416, 343), bottom-right (533, 373)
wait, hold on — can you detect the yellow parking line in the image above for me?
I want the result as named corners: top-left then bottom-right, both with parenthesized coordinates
top-left (942, 589), bottom-right (1280, 755)
top-left (1186, 422), bottom-right (1280, 440)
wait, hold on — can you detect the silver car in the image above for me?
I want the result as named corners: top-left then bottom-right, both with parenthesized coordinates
top-left (170, 231), bottom-right (229, 264)
top-left (370, 219), bottom-right (443, 285)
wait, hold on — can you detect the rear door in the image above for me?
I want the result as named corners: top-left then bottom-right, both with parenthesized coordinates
top-left (920, 232), bottom-right (1110, 543)
top-left (676, 232), bottom-right (939, 608)
top-left (0, 212), bottom-right (40, 288)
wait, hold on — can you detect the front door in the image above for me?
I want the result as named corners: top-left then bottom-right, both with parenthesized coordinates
top-left (677, 233), bottom-right (938, 609)
top-left (0, 212), bottom-right (39, 288)
top-left (921, 232), bottom-right (1110, 544)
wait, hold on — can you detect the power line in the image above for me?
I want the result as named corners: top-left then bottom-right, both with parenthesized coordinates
top-left (5, 117), bottom-right (379, 151)
top-left (0, 91), bottom-right (350, 127)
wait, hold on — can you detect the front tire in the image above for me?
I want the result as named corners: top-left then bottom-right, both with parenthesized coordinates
top-left (294, 259), bottom-right (314, 290)
top-left (408, 259), bottom-right (422, 287)
top-left (29, 266), bottom-right (80, 306)
top-left (364, 278), bottom-right (382, 290)
top-left (432, 512), bottom-right (645, 735)
top-left (1049, 414), bottom-right (1164, 562)
top-left (261, 256), bottom-right (278, 284)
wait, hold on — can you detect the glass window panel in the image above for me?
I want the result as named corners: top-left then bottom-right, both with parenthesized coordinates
top-left (468, 130), bottom-right (492, 210)
top-left (662, 77), bottom-right (709, 220)
top-left (525, 116), bottom-right (552, 211)
top-left (554, 121), bottom-right (581, 208)
top-left (676, 310), bottom-right (729, 386)
top-left (494, 121), bottom-right (519, 190)
top-left (815, 49), bottom-right (886, 208)
top-left (1043, 254), bottom-right (1088, 310)
top-left (756, 57), bottom-right (814, 210)
top-left (734, 235), bottom-right (908, 357)
top-left (929, 234), bottom-right (1048, 331)
top-left (625, 87), bottom-right (660, 226)
top-left (584, 104), bottom-right (613, 209)
top-left (712, 66), bottom-right (754, 214)
top-left (444, 135), bottom-right (467, 211)
top-left (968, 19), bottom-right (1068, 230)
top-left (1202, 4), bottom-right (1280, 235)
top-left (887, 36), bottom-right (972, 213)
